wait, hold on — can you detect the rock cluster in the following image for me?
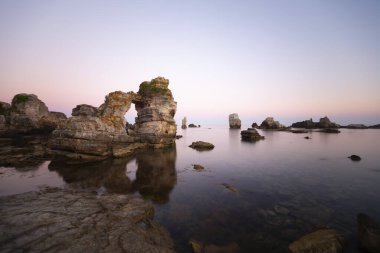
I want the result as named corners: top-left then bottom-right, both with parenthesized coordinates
top-left (50, 77), bottom-right (177, 160)
top-left (259, 117), bottom-right (285, 129)
top-left (0, 188), bottom-right (176, 253)
top-left (229, 113), bottom-right (241, 129)
top-left (241, 128), bottom-right (265, 141)
top-left (0, 94), bottom-right (67, 134)
top-left (291, 117), bottom-right (339, 129)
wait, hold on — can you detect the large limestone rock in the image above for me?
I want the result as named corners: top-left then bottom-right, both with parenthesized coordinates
top-left (50, 77), bottom-right (177, 160)
top-left (0, 94), bottom-right (67, 134)
top-left (289, 228), bottom-right (344, 253)
top-left (259, 117), bottom-right (285, 129)
top-left (318, 116), bottom-right (339, 128)
top-left (229, 113), bottom-right (241, 129)
top-left (0, 188), bottom-right (176, 253)
top-left (182, 117), bottom-right (187, 129)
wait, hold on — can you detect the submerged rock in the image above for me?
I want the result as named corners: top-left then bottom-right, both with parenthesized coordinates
top-left (193, 164), bottom-right (204, 171)
top-left (189, 141), bottom-right (214, 150)
top-left (241, 128), bottom-right (265, 141)
top-left (259, 117), bottom-right (285, 129)
top-left (348, 155), bottom-right (361, 161)
top-left (229, 113), bottom-right (241, 129)
top-left (0, 94), bottom-right (67, 134)
top-left (0, 188), bottom-right (176, 253)
top-left (50, 77), bottom-right (177, 160)
top-left (357, 213), bottom-right (380, 253)
top-left (289, 228), bottom-right (344, 253)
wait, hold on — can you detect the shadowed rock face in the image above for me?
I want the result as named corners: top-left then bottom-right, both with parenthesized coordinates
top-left (0, 94), bottom-right (67, 134)
top-left (50, 77), bottom-right (177, 160)
top-left (0, 188), bottom-right (176, 253)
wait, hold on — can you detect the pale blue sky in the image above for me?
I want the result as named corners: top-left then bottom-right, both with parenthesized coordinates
top-left (1, 0), bottom-right (379, 126)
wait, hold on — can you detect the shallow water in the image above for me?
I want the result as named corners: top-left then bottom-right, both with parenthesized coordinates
top-left (1, 128), bottom-right (380, 252)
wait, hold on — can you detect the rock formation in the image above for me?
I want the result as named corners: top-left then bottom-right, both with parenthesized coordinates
top-left (182, 117), bottom-right (187, 129)
top-left (251, 122), bottom-right (259, 128)
top-left (50, 77), bottom-right (177, 160)
top-left (241, 128), bottom-right (265, 141)
top-left (341, 124), bottom-right (367, 129)
top-left (291, 117), bottom-right (339, 129)
top-left (229, 113), bottom-right (241, 129)
top-left (259, 117), bottom-right (285, 129)
top-left (0, 94), bottom-right (67, 134)
top-left (289, 228), bottom-right (344, 253)
top-left (0, 187), bottom-right (176, 253)
top-left (189, 141), bottom-right (215, 151)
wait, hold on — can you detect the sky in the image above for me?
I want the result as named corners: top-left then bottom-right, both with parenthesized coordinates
top-left (1, 0), bottom-right (380, 126)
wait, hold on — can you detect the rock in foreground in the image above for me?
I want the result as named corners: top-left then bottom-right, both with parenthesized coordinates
top-left (357, 213), bottom-right (380, 253)
top-left (241, 128), bottom-right (265, 141)
top-left (189, 141), bottom-right (214, 150)
top-left (229, 113), bottom-right (241, 129)
top-left (0, 188), bottom-right (176, 253)
top-left (289, 228), bottom-right (344, 253)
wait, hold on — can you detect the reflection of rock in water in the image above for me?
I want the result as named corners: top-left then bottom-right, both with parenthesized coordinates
top-left (48, 158), bottom-right (133, 193)
top-left (134, 147), bottom-right (177, 204)
top-left (0, 135), bottom-right (51, 169)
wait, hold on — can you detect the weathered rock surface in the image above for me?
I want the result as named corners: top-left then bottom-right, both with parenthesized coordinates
top-left (0, 188), bottom-right (176, 253)
top-left (182, 117), bottom-right (187, 129)
top-left (357, 213), bottom-right (380, 253)
top-left (241, 128), bottom-right (265, 141)
top-left (50, 77), bottom-right (177, 160)
top-left (292, 117), bottom-right (339, 129)
top-left (288, 228), bottom-right (344, 253)
top-left (0, 94), bottom-right (67, 134)
top-left (259, 117), bottom-right (285, 129)
top-left (189, 141), bottom-right (214, 151)
top-left (229, 113), bottom-right (241, 129)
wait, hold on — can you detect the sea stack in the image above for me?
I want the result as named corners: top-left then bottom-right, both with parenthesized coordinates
top-left (229, 113), bottom-right (241, 129)
top-left (182, 117), bottom-right (187, 129)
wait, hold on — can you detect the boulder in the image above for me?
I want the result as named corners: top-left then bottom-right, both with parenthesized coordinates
top-left (50, 77), bottom-right (177, 160)
top-left (182, 117), bottom-right (187, 129)
top-left (318, 116), bottom-right (339, 129)
top-left (188, 123), bottom-right (197, 128)
top-left (229, 113), bottom-right (241, 129)
top-left (241, 128), bottom-right (265, 141)
top-left (193, 164), bottom-right (205, 171)
top-left (251, 122), bottom-right (259, 128)
top-left (348, 155), bottom-right (361, 161)
top-left (189, 141), bottom-right (214, 150)
top-left (289, 228), bottom-right (344, 253)
top-left (357, 213), bottom-right (380, 253)
top-left (259, 117), bottom-right (285, 129)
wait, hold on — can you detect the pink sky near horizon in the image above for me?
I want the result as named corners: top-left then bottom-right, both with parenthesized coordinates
top-left (1, 1), bottom-right (380, 126)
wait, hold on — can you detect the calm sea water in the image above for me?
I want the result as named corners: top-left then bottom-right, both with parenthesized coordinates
top-left (1, 127), bottom-right (380, 252)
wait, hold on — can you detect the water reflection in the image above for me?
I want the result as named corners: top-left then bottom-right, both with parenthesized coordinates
top-left (48, 146), bottom-right (177, 203)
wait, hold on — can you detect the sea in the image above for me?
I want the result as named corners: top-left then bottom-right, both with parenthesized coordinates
top-left (1, 127), bottom-right (380, 252)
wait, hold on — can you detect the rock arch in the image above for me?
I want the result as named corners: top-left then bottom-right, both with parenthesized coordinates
top-left (50, 77), bottom-right (177, 160)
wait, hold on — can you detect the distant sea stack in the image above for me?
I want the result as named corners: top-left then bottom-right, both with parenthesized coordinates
top-left (229, 113), bottom-right (241, 129)
top-left (291, 116), bottom-right (339, 129)
top-left (50, 77), bottom-right (177, 160)
top-left (181, 117), bottom-right (187, 129)
top-left (0, 94), bottom-right (66, 134)
top-left (259, 117), bottom-right (285, 130)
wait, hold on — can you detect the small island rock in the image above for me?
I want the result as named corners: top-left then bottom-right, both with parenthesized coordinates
top-left (241, 128), bottom-right (265, 141)
top-left (348, 155), bottom-right (361, 161)
top-left (189, 141), bottom-right (215, 150)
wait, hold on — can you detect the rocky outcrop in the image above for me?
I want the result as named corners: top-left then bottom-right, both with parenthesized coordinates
top-left (357, 213), bottom-right (380, 253)
top-left (189, 141), bottom-right (215, 151)
top-left (50, 77), bottom-right (177, 160)
top-left (0, 188), bottom-right (176, 253)
top-left (259, 117), bottom-right (285, 129)
top-left (182, 117), bottom-right (187, 129)
top-left (289, 228), bottom-right (344, 253)
top-left (241, 128), bottom-right (265, 141)
top-left (188, 123), bottom-right (198, 128)
top-left (0, 94), bottom-right (67, 134)
top-left (341, 124), bottom-right (367, 129)
top-left (251, 122), bottom-right (258, 128)
top-left (229, 113), bottom-right (241, 129)
top-left (292, 117), bottom-right (339, 129)
top-left (369, 124), bottom-right (380, 129)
